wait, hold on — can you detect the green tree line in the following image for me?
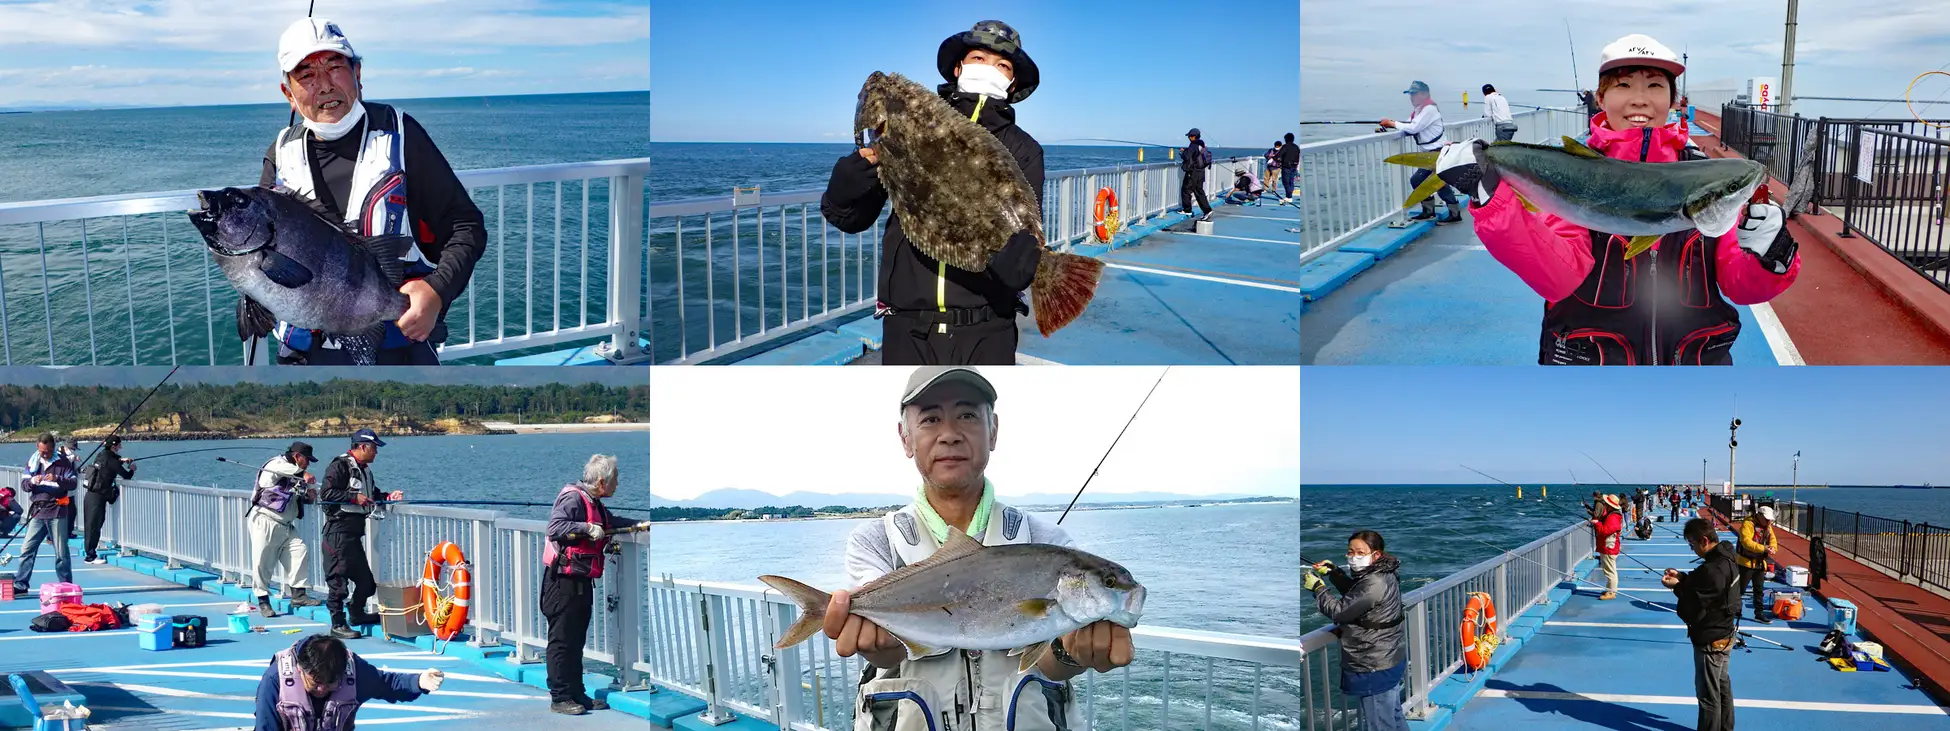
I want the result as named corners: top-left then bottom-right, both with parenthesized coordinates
top-left (0, 381), bottom-right (648, 432)
top-left (651, 504), bottom-right (901, 522)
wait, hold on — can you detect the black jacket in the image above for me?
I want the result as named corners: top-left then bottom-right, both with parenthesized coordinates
top-left (1279, 142), bottom-right (1300, 169)
top-left (1313, 553), bottom-right (1406, 673)
top-left (1181, 140), bottom-right (1211, 175)
top-left (820, 86), bottom-right (1045, 314)
top-left (85, 449), bottom-right (134, 502)
top-left (1673, 541), bottom-right (1744, 646)
top-left (319, 455), bottom-right (375, 536)
top-left (260, 103), bottom-right (488, 325)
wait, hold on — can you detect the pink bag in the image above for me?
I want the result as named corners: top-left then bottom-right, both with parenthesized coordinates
top-left (38, 582), bottom-right (82, 616)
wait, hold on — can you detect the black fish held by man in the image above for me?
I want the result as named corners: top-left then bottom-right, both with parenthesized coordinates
top-left (853, 71), bottom-right (1104, 336)
top-left (188, 186), bottom-right (412, 365)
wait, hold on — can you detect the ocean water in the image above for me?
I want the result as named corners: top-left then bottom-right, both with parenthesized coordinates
top-left (1300, 484), bottom-right (1950, 637)
top-left (0, 92), bottom-right (649, 366)
top-left (0, 432), bottom-right (650, 521)
top-left (652, 502), bottom-right (1301, 730)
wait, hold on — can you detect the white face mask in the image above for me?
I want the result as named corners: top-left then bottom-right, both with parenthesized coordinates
top-left (1347, 554), bottom-right (1374, 571)
top-left (956, 62), bottom-right (1012, 101)
top-left (304, 99), bottom-right (367, 142)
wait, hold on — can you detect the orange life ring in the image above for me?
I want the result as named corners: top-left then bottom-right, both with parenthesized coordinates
top-left (420, 542), bottom-right (471, 641)
top-left (1093, 187), bottom-right (1121, 243)
top-left (1460, 591), bottom-right (1500, 671)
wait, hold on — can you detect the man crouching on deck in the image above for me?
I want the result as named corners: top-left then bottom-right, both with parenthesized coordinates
top-left (822, 366), bottom-right (1134, 730)
top-left (254, 633), bottom-right (444, 731)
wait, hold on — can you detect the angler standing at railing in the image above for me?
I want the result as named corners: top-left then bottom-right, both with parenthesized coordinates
top-left (258, 18), bottom-right (488, 366)
top-left (820, 20), bottom-right (1046, 366)
top-left (821, 367), bottom-right (1134, 730)
top-left (1378, 82), bottom-right (1461, 224)
top-left (14, 434), bottom-right (79, 594)
top-left (1279, 132), bottom-right (1300, 201)
top-left (79, 435), bottom-right (134, 566)
top-left (250, 442), bottom-right (322, 619)
top-left (540, 454), bottom-right (643, 717)
top-left (1303, 530), bottom-right (1407, 731)
top-left (1482, 85), bottom-right (1518, 142)
top-left (321, 430), bottom-right (401, 639)
top-left (1180, 128), bottom-right (1215, 221)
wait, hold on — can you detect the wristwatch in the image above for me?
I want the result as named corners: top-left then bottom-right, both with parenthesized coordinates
top-left (1050, 637), bottom-right (1083, 668)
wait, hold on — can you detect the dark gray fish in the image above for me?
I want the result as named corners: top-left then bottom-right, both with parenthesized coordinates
top-left (187, 186), bottom-right (411, 365)
top-left (853, 71), bottom-right (1103, 336)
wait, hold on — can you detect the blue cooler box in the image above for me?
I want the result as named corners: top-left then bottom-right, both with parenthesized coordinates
top-left (1828, 598), bottom-right (1859, 635)
top-left (136, 617), bottom-right (173, 651)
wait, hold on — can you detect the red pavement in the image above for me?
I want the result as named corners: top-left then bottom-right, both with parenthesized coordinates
top-left (1694, 111), bottom-right (1950, 364)
top-left (1707, 509), bottom-right (1950, 704)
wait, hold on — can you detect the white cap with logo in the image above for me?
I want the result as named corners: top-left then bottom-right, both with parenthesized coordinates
top-left (1598, 34), bottom-right (1684, 78)
top-left (278, 18), bottom-right (360, 74)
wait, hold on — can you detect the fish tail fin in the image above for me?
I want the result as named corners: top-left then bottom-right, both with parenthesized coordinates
top-left (1401, 173), bottom-right (1450, 210)
top-left (759, 575), bottom-right (831, 649)
top-left (1383, 151), bottom-right (1440, 170)
top-left (1031, 251), bottom-right (1104, 337)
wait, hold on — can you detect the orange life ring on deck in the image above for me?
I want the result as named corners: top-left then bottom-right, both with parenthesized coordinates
top-left (1093, 187), bottom-right (1121, 243)
top-left (420, 542), bottom-right (472, 641)
top-left (1460, 591), bottom-right (1501, 671)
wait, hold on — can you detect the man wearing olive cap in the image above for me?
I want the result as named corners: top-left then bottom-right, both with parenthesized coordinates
top-left (821, 366), bottom-right (1135, 729)
top-left (822, 21), bottom-right (1049, 365)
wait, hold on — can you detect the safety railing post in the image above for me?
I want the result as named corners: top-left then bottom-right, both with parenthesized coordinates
top-left (509, 531), bottom-right (539, 664)
top-left (1404, 601), bottom-right (1430, 718)
top-left (1494, 562), bottom-right (1509, 640)
top-left (694, 592), bottom-right (736, 725)
top-left (613, 542), bottom-right (646, 689)
top-left (164, 492), bottom-right (180, 570)
top-left (602, 172), bottom-right (646, 362)
top-left (764, 592), bottom-right (807, 727)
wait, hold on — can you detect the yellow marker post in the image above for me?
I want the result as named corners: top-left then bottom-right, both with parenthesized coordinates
top-left (1517, 485), bottom-right (1523, 499)
top-left (1462, 92), bottom-right (1469, 108)
top-left (1138, 148), bottom-right (1144, 162)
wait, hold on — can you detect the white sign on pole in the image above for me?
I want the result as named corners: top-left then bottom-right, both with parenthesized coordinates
top-left (1857, 130), bottom-right (1878, 185)
top-left (1747, 77), bottom-right (1777, 110)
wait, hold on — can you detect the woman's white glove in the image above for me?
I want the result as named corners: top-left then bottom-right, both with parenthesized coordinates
top-left (1735, 202), bottom-right (1796, 274)
top-left (419, 669), bottom-right (445, 692)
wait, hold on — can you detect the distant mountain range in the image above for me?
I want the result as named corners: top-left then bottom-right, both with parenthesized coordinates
top-left (652, 488), bottom-right (1285, 510)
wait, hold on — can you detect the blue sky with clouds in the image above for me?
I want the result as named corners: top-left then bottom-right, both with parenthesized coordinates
top-left (652, 0), bottom-right (1300, 146)
top-left (1302, 367), bottom-right (1950, 487)
top-left (0, 1), bottom-right (649, 109)
top-left (1303, 0), bottom-right (1950, 123)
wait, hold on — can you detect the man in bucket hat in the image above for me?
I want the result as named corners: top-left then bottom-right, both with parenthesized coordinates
top-left (822, 21), bottom-right (1050, 366)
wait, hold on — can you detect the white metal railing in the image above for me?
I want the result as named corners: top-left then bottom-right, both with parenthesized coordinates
top-left (0, 158), bottom-right (651, 366)
top-left (652, 577), bottom-right (1302, 731)
top-left (645, 156), bottom-right (1267, 365)
top-left (1296, 108), bottom-right (1588, 266)
top-left (0, 466), bottom-right (652, 688)
top-left (1300, 521), bottom-right (1594, 730)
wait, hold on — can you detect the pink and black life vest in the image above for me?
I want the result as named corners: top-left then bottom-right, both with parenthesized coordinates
top-left (542, 483), bottom-right (612, 580)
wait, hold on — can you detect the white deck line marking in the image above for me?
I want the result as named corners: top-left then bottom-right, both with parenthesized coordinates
top-left (373, 666), bottom-right (506, 684)
top-left (63, 584), bottom-right (183, 592)
top-left (0, 600), bottom-right (234, 615)
top-left (102, 707), bottom-right (478, 724)
top-left (7, 622), bottom-right (314, 642)
top-left (1106, 263), bottom-right (1301, 293)
top-left (1475, 689), bottom-right (1950, 715)
top-left (1180, 232), bottom-right (1301, 246)
top-left (1749, 302), bottom-right (1806, 366)
top-left (1545, 621), bottom-right (1810, 633)
top-left (55, 654), bottom-right (464, 674)
top-left (1015, 353), bottom-right (1064, 366)
top-left (1225, 214), bottom-right (1304, 222)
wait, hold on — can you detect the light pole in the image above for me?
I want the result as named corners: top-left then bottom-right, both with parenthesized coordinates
top-left (1781, 0), bottom-right (1799, 116)
top-left (1792, 450), bottom-right (1801, 506)
top-left (1728, 417), bottom-right (1742, 499)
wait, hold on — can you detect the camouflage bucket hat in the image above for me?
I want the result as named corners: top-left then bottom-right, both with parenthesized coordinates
top-left (937, 20), bottom-right (1040, 104)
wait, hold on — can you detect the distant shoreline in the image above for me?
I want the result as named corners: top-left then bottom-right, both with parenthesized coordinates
top-left (652, 498), bottom-right (1296, 525)
top-left (0, 423), bottom-right (641, 443)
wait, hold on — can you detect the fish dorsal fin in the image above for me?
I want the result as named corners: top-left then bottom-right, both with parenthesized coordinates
top-left (357, 234), bottom-right (415, 287)
top-left (855, 527), bottom-right (985, 598)
top-left (1560, 136), bottom-right (1605, 159)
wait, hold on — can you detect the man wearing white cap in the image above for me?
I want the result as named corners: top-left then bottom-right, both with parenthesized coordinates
top-left (1734, 504), bottom-right (1780, 623)
top-left (260, 18), bottom-right (487, 366)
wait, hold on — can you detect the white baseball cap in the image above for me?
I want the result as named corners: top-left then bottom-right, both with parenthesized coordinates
top-left (1598, 34), bottom-right (1684, 78)
top-left (278, 18), bottom-right (360, 74)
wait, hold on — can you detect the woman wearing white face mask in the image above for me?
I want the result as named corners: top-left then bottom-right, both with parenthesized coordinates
top-left (1305, 530), bottom-right (1407, 731)
top-left (820, 20), bottom-right (1048, 366)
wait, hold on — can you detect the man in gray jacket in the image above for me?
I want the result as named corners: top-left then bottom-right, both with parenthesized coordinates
top-left (250, 442), bottom-right (323, 618)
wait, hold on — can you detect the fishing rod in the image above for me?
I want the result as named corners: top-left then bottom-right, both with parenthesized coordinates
top-left (211, 457), bottom-right (652, 514)
top-left (1564, 20), bottom-right (1580, 93)
top-left (128, 446), bottom-right (281, 463)
top-left (1428, 522), bottom-right (1790, 651)
top-left (1299, 120), bottom-right (1383, 126)
top-left (1057, 367), bottom-right (1171, 524)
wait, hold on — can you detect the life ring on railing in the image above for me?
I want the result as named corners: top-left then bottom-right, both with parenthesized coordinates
top-left (1093, 187), bottom-right (1121, 243)
top-left (1460, 591), bottom-right (1500, 671)
top-left (420, 542), bottom-right (471, 642)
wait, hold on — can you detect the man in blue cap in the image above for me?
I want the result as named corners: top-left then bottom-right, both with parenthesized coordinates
top-left (1377, 81), bottom-right (1461, 223)
top-left (320, 429), bottom-right (402, 640)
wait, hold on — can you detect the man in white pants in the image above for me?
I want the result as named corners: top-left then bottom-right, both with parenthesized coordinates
top-left (251, 442), bottom-right (324, 618)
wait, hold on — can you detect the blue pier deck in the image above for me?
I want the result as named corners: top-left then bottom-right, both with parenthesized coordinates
top-left (0, 540), bottom-right (645, 730)
top-left (1300, 205), bottom-right (1792, 366)
top-left (1431, 531), bottom-right (1950, 731)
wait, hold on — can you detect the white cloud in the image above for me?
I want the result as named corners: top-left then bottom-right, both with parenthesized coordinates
top-left (649, 367), bottom-right (1300, 501)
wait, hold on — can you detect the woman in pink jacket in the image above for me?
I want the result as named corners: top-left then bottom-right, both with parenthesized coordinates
top-left (1436, 34), bottom-right (1801, 365)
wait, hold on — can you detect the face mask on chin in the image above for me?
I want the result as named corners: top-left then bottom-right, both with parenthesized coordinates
top-left (956, 62), bottom-right (1012, 101)
top-left (304, 98), bottom-right (366, 142)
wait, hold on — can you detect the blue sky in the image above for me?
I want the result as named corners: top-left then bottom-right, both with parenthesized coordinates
top-left (1304, 0), bottom-right (1950, 124)
top-left (652, 0), bottom-right (1299, 146)
top-left (0, 1), bottom-right (649, 109)
top-left (1302, 367), bottom-right (1950, 487)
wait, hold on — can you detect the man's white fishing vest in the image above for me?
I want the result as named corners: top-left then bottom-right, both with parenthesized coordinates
top-left (860, 502), bottom-right (1086, 731)
top-left (270, 101), bottom-right (435, 352)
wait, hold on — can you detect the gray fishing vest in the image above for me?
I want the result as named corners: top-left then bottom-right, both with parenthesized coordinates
top-left (273, 641), bottom-right (360, 731)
